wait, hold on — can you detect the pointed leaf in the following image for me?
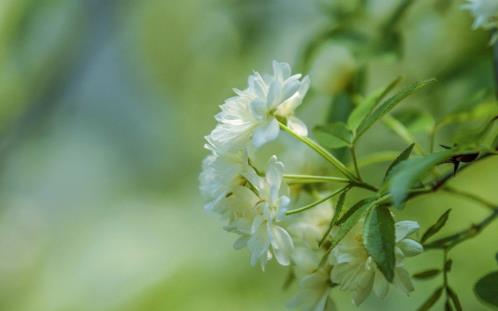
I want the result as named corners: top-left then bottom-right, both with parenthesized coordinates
top-left (383, 143), bottom-right (415, 182)
top-left (314, 122), bottom-right (353, 149)
top-left (363, 205), bottom-right (395, 282)
top-left (444, 259), bottom-right (453, 272)
top-left (389, 150), bottom-right (453, 207)
top-left (336, 198), bottom-right (373, 225)
top-left (474, 271), bottom-right (498, 307)
top-left (319, 189), bottom-right (348, 247)
top-left (347, 77), bottom-right (401, 130)
top-left (356, 79), bottom-right (436, 139)
top-left (331, 198), bottom-right (374, 247)
top-left (447, 287), bottom-right (463, 311)
top-left (333, 190), bottom-right (347, 224)
top-left (417, 287), bottom-right (444, 311)
top-left (421, 209), bottom-right (452, 243)
top-left (413, 269), bottom-right (441, 280)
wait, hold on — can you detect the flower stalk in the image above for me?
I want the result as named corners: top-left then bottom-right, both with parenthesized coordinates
top-left (286, 186), bottom-right (348, 215)
top-left (283, 174), bottom-right (350, 184)
top-left (279, 121), bottom-right (358, 181)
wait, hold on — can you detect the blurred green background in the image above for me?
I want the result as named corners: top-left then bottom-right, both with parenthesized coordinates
top-left (0, 0), bottom-right (496, 310)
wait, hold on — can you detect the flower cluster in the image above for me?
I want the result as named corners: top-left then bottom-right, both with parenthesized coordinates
top-left (463, 0), bottom-right (498, 43)
top-left (200, 61), bottom-right (424, 309)
top-left (200, 61), bottom-right (310, 269)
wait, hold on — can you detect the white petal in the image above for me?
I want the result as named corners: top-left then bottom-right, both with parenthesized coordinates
top-left (373, 271), bottom-right (390, 298)
top-left (233, 236), bottom-right (248, 249)
top-left (267, 80), bottom-right (282, 108)
top-left (270, 225), bottom-right (294, 266)
top-left (352, 270), bottom-right (374, 305)
top-left (398, 239), bottom-right (423, 257)
top-left (252, 118), bottom-right (280, 148)
top-left (273, 60), bottom-right (291, 81)
top-left (395, 221), bottom-right (420, 241)
top-left (394, 267), bottom-right (414, 294)
top-left (281, 79), bottom-right (301, 102)
top-left (249, 98), bottom-right (267, 119)
top-left (265, 156), bottom-right (284, 187)
top-left (287, 116), bottom-right (309, 136)
top-left (248, 224), bottom-right (270, 266)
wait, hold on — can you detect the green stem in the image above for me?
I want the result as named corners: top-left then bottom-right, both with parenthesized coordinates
top-left (283, 174), bottom-right (350, 184)
top-left (443, 250), bottom-right (448, 288)
top-left (383, 115), bottom-right (425, 155)
top-left (429, 125), bottom-right (437, 153)
top-left (350, 145), bottom-right (362, 181)
top-left (424, 208), bottom-right (498, 250)
top-left (286, 187), bottom-right (347, 215)
top-left (442, 186), bottom-right (496, 211)
top-left (346, 151), bottom-right (399, 170)
top-left (279, 121), bottom-right (358, 181)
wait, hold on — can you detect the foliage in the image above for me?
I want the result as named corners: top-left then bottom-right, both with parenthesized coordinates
top-left (200, 1), bottom-right (498, 310)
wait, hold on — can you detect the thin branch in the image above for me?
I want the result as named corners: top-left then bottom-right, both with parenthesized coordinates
top-left (407, 152), bottom-right (497, 202)
top-left (442, 186), bottom-right (496, 211)
top-left (283, 174), bottom-right (350, 184)
top-left (350, 145), bottom-right (362, 181)
top-left (286, 187), bottom-right (348, 215)
top-left (424, 208), bottom-right (498, 250)
top-left (279, 121), bottom-right (357, 181)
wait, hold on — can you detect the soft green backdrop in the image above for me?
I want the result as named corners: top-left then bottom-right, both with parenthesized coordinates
top-left (0, 0), bottom-right (496, 310)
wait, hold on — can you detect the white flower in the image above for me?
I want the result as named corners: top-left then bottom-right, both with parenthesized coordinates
top-left (206, 61), bottom-right (310, 154)
top-left (329, 220), bottom-right (423, 305)
top-left (289, 268), bottom-right (336, 311)
top-left (463, 0), bottom-right (498, 43)
top-left (289, 248), bottom-right (335, 311)
top-left (234, 156), bottom-right (295, 269)
top-left (199, 149), bottom-right (258, 212)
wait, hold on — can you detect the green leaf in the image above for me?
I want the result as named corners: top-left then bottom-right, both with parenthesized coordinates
top-left (356, 79), bottom-right (436, 139)
top-left (314, 122), bottom-right (353, 149)
top-left (413, 269), bottom-right (441, 280)
top-left (421, 209), bottom-right (452, 243)
top-left (363, 205), bottom-right (395, 282)
top-left (331, 198), bottom-right (374, 247)
top-left (445, 259), bottom-right (453, 272)
top-left (455, 115), bottom-right (498, 147)
top-left (389, 150), bottom-right (453, 207)
top-left (319, 189), bottom-right (348, 247)
top-left (417, 287), bottom-right (444, 311)
top-left (475, 271), bottom-right (498, 307)
top-left (347, 77), bottom-right (401, 131)
top-left (331, 190), bottom-right (347, 225)
top-left (383, 143), bottom-right (415, 182)
top-left (336, 198), bottom-right (373, 225)
top-left (447, 287), bottom-right (463, 311)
